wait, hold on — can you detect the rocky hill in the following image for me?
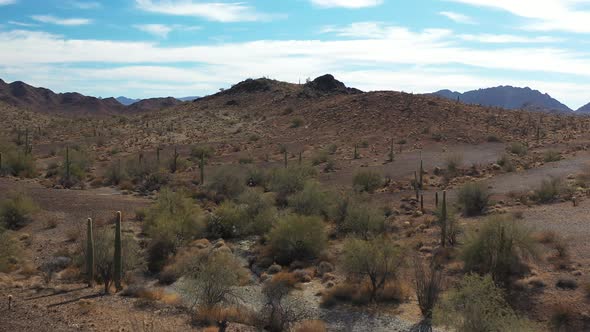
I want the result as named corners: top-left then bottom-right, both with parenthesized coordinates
top-left (432, 86), bottom-right (572, 113)
top-left (0, 79), bottom-right (183, 115)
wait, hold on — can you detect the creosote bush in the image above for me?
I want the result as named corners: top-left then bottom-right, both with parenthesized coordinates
top-left (288, 181), bottom-right (333, 218)
top-left (434, 274), bottom-right (537, 332)
top-left (268, 165), bottom-right (316, 204)
top-left (144, 188), bottom-right (205, 272)
top-left (509, 142), bottom-right (528, 156)
top-left (457, 182), bottom-right (490, 216)
top-left (352, 170), bottom-right (383, 193)
top-left (268, 214), bottom-right (327, 264)
top-left (0, 191), bottom-right (38, 230)
top-left (0, 227), bottom-right (21, 272)
top-left (462, 215), bottom-right (536, 286)
top-left (341, 201), bottom-right (385, 239)
top-left (207, 166), bottom-right (246, 200)
top-left (534, 177), bottom-right (562, 203)
top-left (543, 149), bottom-right (561, 162)
top-left (208, 189), bottom-right (276, 238)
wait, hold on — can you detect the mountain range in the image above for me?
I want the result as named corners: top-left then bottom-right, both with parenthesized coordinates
top-left (116, 95), bottom-right (199, 105)
top-left (432, 86), bottom-right (579, 113)
top-left (1, 77), bottom-right (588, 115)
top-left (0, 78), bottom-right (193, 115)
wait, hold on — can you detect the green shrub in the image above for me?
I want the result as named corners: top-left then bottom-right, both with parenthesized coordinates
top-left (268, 165), bottom-right (316, 198)
top-left (104, 159), bottom-right (128, 185)
top-left (0, 141), bottom-right (36, 177)
top-left (462, 215), bottom-right (536, 286)
top-left (269, 215), bottom-right (326, 264)
top-left (486, 135), bottom-right (502, 143)
top-left (311, 150), bottom-right (329, 166)
top-left (327, 144), bottom-right (338, 155)
top-left (457, 182), bottom-right (490, 216)
top-left (207, 166), bottom-right (246, 200)
top-left (208, 189), bottom-right (277, 238)
top-left (342, 202), bottom-right (385, 239)
top-left (534, 177), bottom-right (561, 203)
top-left (434, 274), bottom-right (537, 332)
top-left (144, 188), bottom-right (204, 243)
top-left (59, 146), bottom-right (93, 187)
top-left (543, 149), bottom-right (561, 162)
top-left (445, 153), bottom-right (463, 176)
top-left (290, 118), bottom-right (304, 128)
top-left (288, 181), bottom-right (333, 217)
top-left (0, 191), bottom-right (38, 230)
top-left (0, 228), bottom-right (21, 272)
top-left (245, 165), bottom-right (268, 188)
top-left (509, 142), bottom-right (528, 156)
top-left (496, 154), bottom-right (514, 172)
top-left (190, 145), bottom-right (215, 159)
top-left (353, 170), bottom-right (383, 193)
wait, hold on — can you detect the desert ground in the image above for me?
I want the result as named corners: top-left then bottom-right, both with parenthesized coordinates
top-left (2, 76), bottom-right (590, 332)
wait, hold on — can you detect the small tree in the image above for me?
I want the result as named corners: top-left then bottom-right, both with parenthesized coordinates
top-left (288, 181), bottom-right (333, 217)
top-left (342, 202), bottom-right (385, 239)
top-left (180, 250), bottom-right (246, 309)
top-left (90, 225), bottom-right (142, 294)
top-left (207, 166), bottom-right (246, 200)
top-left (262, 273), bottom-right (305, 332)
top-left (341, 236), bottom-right (403, 301)
top-left (434, 274), bottom-right (537, 332)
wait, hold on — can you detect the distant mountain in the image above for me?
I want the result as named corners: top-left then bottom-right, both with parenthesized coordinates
top-left (577, 102), bottom-right (590, 113)
top-left (126, 97), bottom-right (182, 112)
top-left (116, 96), bottom-right (141, 106)
top-left (0, 79), bottom-right (184, 114)
top-left (0, 78), bottom-right (123, 114)
top-left (432, 86), bottom-right (572, 113)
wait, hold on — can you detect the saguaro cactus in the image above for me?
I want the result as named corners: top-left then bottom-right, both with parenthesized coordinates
top-left (200, 153), bottom-right (205, 185)
top-left (419, 158), bottom-right (424, 190)
top-left (114, 211), bottom-right (123, 292)
top-left (354, 144), bottom-right (359, 160)
top-left (86, 218), bottom-right (95, 287)
top-left (440, 191), bottom-right (447, 248)
top-left (284, 149), bottom-right (288, 168)
top-left (388, 138), bottom-right (395, 162)
top-left (65, 146), bottom-right (71, 180)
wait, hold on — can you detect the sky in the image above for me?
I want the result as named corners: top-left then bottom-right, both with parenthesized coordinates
top-left (0, 0), bottom-right (589, 109)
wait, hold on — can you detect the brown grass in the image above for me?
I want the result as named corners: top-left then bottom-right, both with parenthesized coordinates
top-left (192, 306), bottom-right (255, 326)
top-left (294, 320), bottom-right (328, 332)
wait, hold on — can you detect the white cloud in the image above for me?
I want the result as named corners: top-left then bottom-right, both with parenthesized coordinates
top-left (135, 0), bottom-right (279, 22)
top-left (134, 24), bottom-right (200, 38)
top-left (135, 24), bottom-right (173, 38)
top-left (439, 11), bottom-right (477, 24)
top-left (449, 0), bottom-right (590, 33)
top-left (1, 25), bottom-right (589, 108)
top-left (31, 15), bottom-right (92, 26)
top-left (311, 0), bottom-right (383, 8)
top-left (8, 21), bottom-right (39, 27)
top-left (0, 0), bottom-right (17, 6)
top-left (68, 1), bottom-right (101, 9)
top-left (459, 33), bottom-right (562, 43)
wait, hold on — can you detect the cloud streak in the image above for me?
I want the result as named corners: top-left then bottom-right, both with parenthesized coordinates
top-left (31, 15), bottom-right (93, 26)
top-left (439, 11), bottom-right (477, 24)
top-left (310, 0), bottom-right (383, 8)
top-left (135, 0), bottom-right (280, 22)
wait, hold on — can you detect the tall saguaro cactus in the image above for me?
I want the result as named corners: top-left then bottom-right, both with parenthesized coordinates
top-left (200, 152), bottom-right (205, 185)
top-left (86, 218), bottom-right (95, 287)
top-left (388, 138), bottom-right (395, 162)
top-left (65, 146), bottom-right (71, 180)
top-left (114, 211), bottom-right (123, 292)
top-left (284, 149), bottom-right (288, 168)
top-left (440, 191), bottom-right (447, 248)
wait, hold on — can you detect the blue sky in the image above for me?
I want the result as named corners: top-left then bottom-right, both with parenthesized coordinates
top-left (0, 0), bottom-right (589, 109)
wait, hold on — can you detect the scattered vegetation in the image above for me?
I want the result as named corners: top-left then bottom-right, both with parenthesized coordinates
top-left (456, 182), bottom-right (490, 216)
top-left (268, 214), bottom-right (327, 264)
top-left (533, 177), bottom-right (562, 203)
top-left (462, 215), bottom-right (536, 286)
top-left (352, 170), bottom-right (383, 193)
top-left (434, 274), bottom-right (537, 331)
top-left (0, 191), bottom-right (38, 230)
top-left (509, 142), bottom-right (528, 156)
